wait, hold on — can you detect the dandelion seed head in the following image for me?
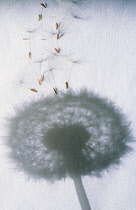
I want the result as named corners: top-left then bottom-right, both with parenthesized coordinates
top-left (6, 90), bottom-right (132, 181)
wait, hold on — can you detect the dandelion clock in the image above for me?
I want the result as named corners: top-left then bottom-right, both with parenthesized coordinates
top-left (6, 90), bottom-right (132, 210)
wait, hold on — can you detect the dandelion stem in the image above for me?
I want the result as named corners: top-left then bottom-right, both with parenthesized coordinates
top-left (72, 175), bottom-right (91, 210)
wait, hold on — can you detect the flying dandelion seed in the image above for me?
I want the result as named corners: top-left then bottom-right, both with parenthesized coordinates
top-left (6, 90), bottom-right (133, 210)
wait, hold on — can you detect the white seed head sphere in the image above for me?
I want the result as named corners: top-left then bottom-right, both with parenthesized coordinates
top-left (6, 90), bottom-right (132, 181)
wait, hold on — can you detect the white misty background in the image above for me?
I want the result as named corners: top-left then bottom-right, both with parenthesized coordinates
top-left (0, 0), bottom-right (136, 209)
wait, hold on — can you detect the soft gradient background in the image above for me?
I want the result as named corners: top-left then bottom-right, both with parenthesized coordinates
top-left (0, 0), bottom-right (136, 209)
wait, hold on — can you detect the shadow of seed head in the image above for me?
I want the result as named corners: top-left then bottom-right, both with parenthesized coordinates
top-left (6, 89), bottom-right (133, 180)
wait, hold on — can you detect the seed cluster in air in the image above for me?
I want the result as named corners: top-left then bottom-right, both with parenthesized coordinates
top-left (12, 0), bottom-right (91, 94)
